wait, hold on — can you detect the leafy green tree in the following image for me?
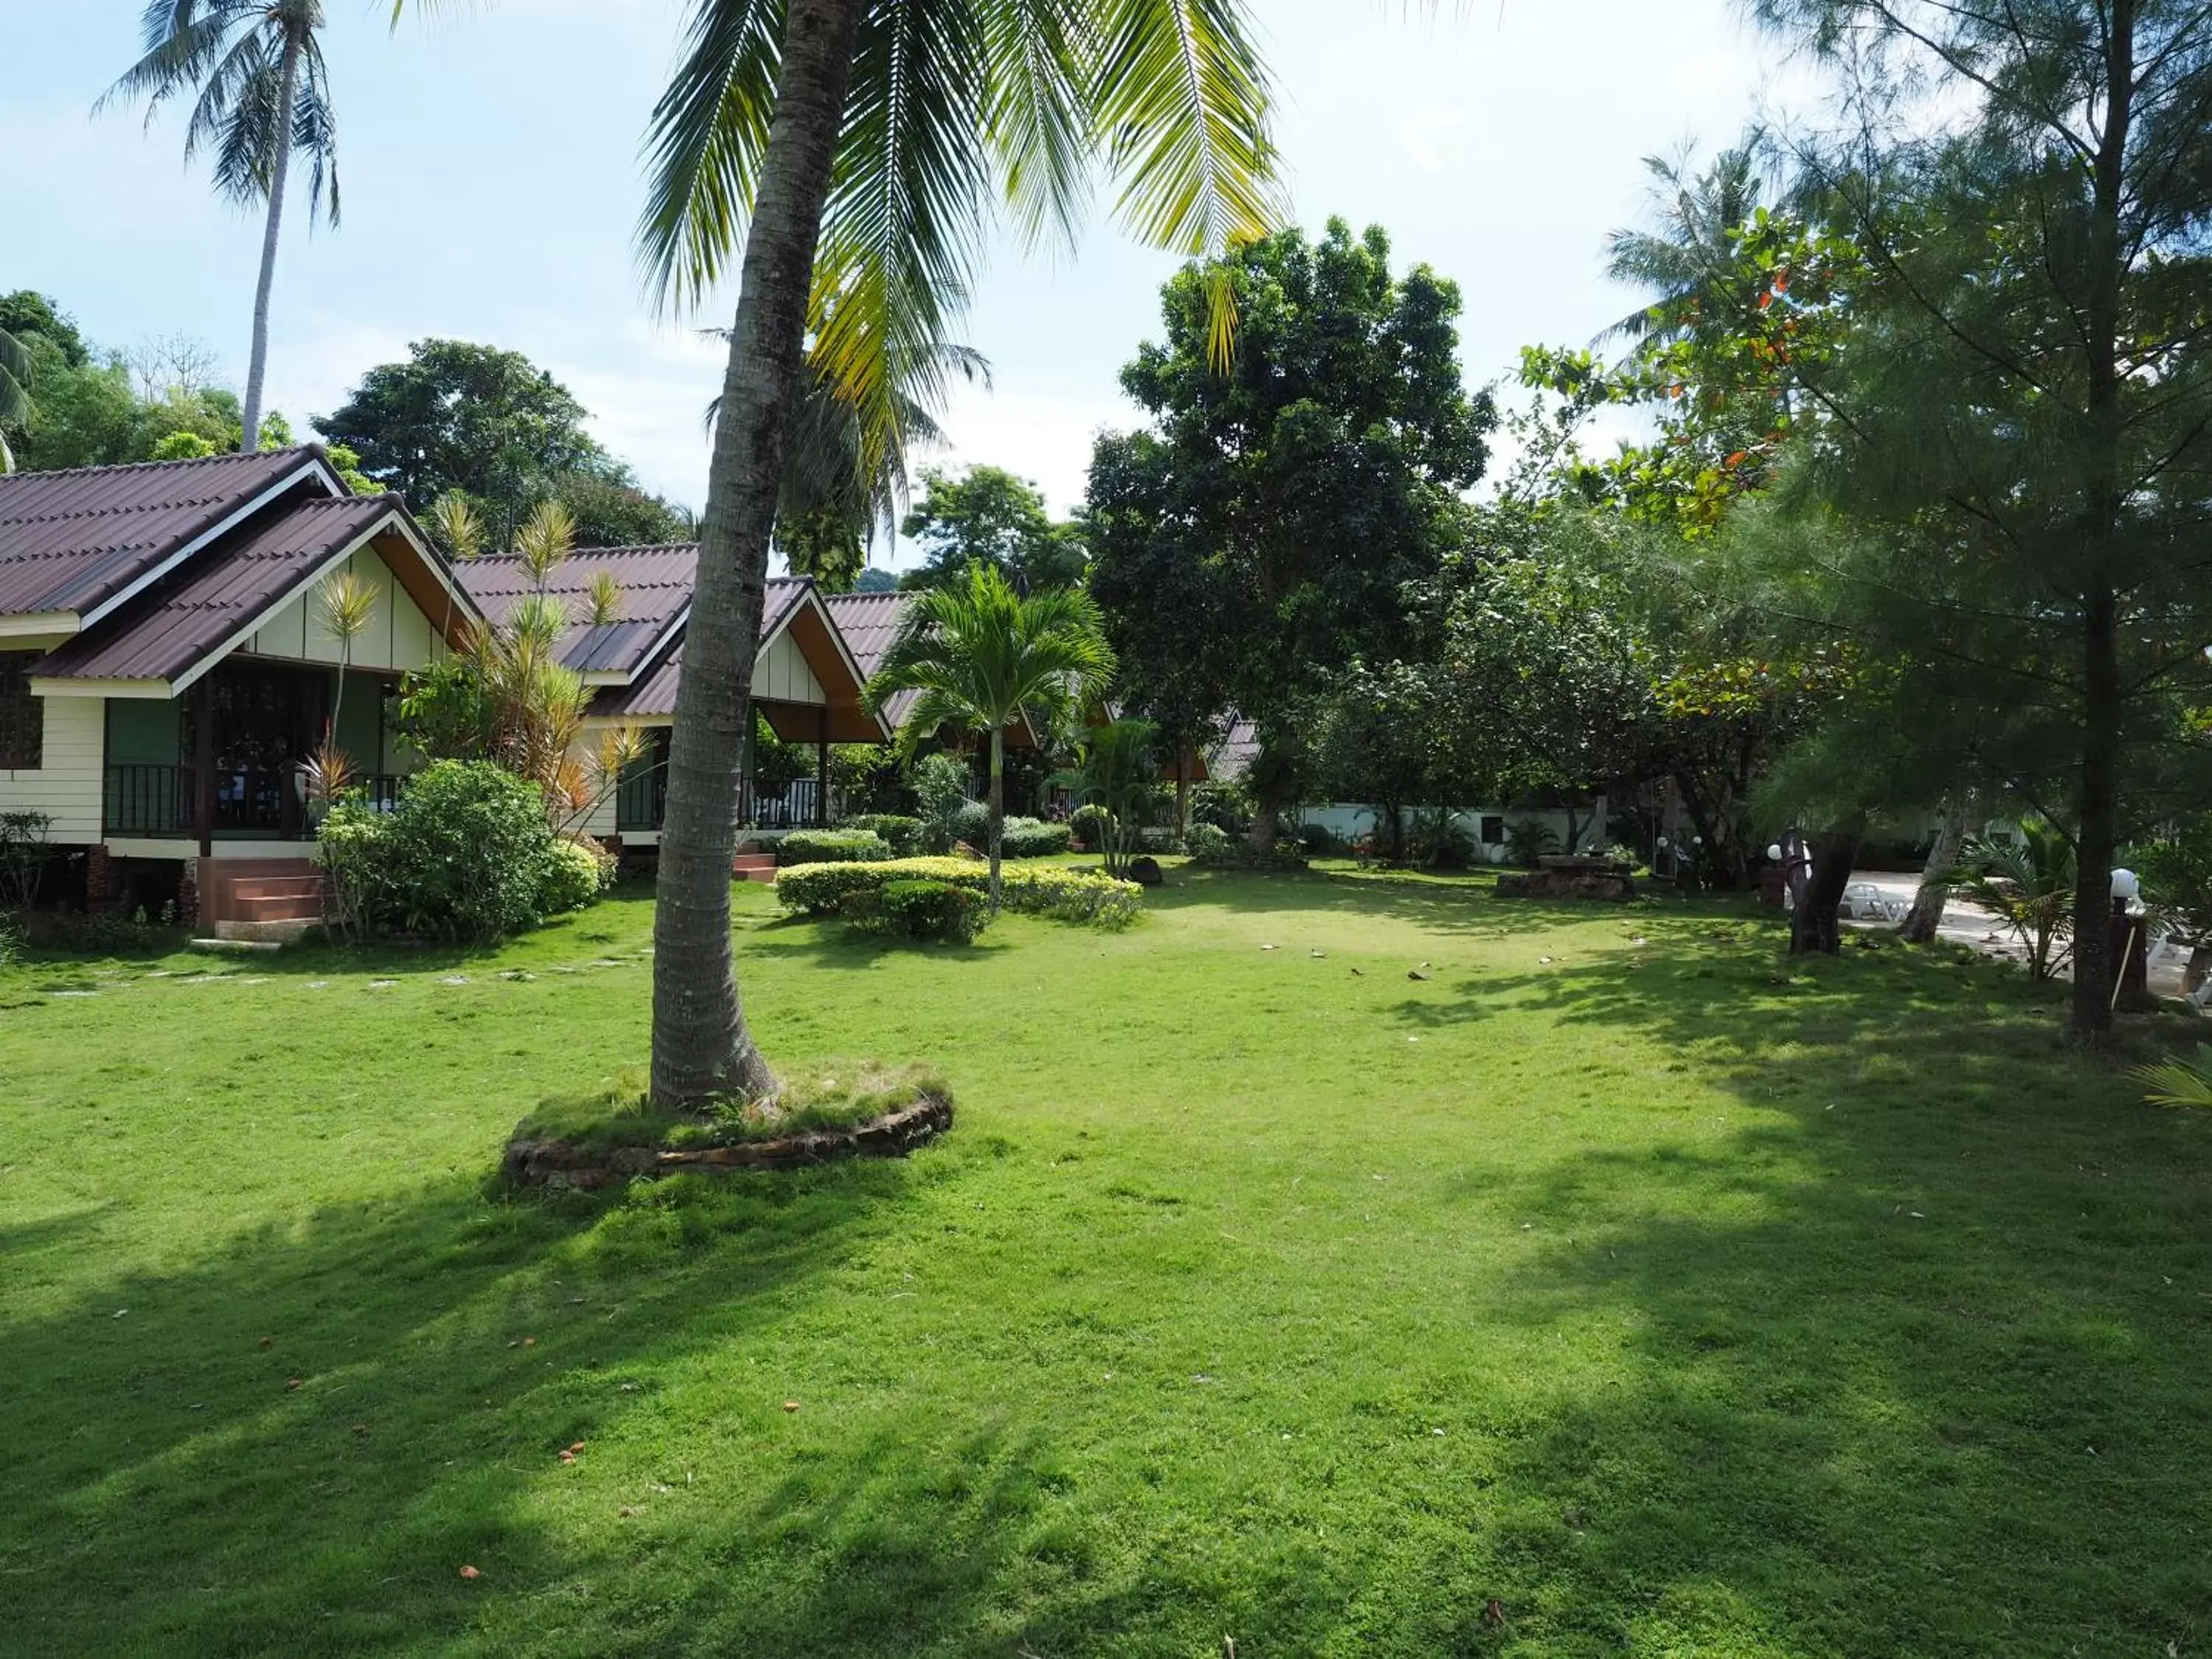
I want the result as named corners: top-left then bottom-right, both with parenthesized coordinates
top-left (898, 465), bottom-right (1085, 592)
top-left (313, 339), bottom-right (684, 544)
top-left (865, 563), bottom-right (1113, 911)
top-left (1090, 220), bottom-right (1492, 855)
top-left (394, 0), bottom-right (1283, 1102)
top-left (1746, 0), bottom-right (2212, 1042)
top-left (102, 0), bottom-right (341, 451)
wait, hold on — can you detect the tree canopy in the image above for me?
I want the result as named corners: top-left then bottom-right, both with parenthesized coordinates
top-left (897, 465), bottom-right (1085, 592)
top-left (1087, 218), bottom-right (1494, 845)
top-left (313, 338), bottom-right (690, 548)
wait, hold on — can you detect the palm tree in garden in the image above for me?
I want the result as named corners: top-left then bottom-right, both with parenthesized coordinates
top-left (103, 0), bottom-right (341, 452)
top-left (867, 563), bottom-right (1114, 911)
top-left (392, 0), bottom-right (1279, 1102)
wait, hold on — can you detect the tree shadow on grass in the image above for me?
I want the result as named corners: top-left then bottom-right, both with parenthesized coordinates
top-left (1349, 923), bottom-right (2212, 1654)
top-left (0, 1159), bottom-right (946, 1656)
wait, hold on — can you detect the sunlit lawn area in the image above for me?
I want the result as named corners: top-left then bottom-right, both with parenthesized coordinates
top-left (3, 868), bottom-right (2209, 1655)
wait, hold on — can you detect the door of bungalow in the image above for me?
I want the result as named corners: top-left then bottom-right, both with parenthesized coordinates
top-left (189, 661), bottom-right (329, 838)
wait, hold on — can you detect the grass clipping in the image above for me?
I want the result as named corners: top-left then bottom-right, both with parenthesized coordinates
top-left (508, 1061), bottom-right (952, 1182)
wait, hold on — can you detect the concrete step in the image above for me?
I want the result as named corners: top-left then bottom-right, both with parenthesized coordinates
top-left (212, 918), bottom-right (316, 945)
top-left (204, 858), bottom-right (321, 879)
top-left (738, 867), bottom-right (778, 885)
top-left (231, 894), bottom-right (325, 922)
top-left (226, 877), bottom-right (324, 902)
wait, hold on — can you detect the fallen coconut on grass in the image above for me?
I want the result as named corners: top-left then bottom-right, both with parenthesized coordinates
top-left (504, 1062), bottom-right (953, 1188)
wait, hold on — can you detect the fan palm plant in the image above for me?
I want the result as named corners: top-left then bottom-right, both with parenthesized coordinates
top-left (866, 562), bottom-right (1113, 910)
top-left (103, 1), bottom-right (342, 453)
top-left (392, 0), bottom-right (1279, 1102)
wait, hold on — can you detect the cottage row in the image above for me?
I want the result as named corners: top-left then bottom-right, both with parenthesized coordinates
top-left (0, 446), bottom-right (1028, 927)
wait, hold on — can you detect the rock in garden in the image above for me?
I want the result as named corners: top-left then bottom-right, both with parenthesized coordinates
top-left (1129, 857), bottom-right (1164, 886)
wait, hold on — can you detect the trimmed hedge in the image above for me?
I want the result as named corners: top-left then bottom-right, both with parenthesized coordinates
top-left (841, 877), bottom-right (987, 942)
top-left (841, 813), bottom-right (922, 855)
top-left (776, 856), bottom-right (1143, 928)
top-left (999, 816), bottom-right (1073, 858)
top-left (777, 828), bottom-right (891, 865)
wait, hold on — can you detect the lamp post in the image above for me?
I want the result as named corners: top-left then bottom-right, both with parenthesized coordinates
top-left (2110, 868), bottom-right (2149, 1006)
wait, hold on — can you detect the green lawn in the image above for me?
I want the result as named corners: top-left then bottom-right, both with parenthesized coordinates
top-left (3, 869), bottom-right (2209, 1656)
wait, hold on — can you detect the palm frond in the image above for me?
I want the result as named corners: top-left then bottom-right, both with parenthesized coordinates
top-left (0, 323), bottom-right (30, 435)
top-left (977, 0), bottom-right (1095, 245)
top-left (2134, 1047), bottom-right (2212, 1110)
top-left (638, 0), bottom-right (787, 312)
top-left (1089, 0), bottom-right (1280, 361)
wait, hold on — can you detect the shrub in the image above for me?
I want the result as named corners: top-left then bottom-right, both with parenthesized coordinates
top-left (776, 856), bottom-right (1143, 928)
top-left (322, 760), bottom-right (579, 943)
top-left (1069, 802), bottom-right (1112, 851)
top-left (1184, 821), bottom-right (1231, 860)
top-left (998, 816), bottom-right (1072, 858)
top-left (1295, 823), bottom-right (1343, 857)
top-left (842, 813), bottom-right (922, 856)
top-left (539, 838), bottom-right (610, 915)
top-left (912, 753), bottom-right (973, 854)
top-left (841, 877), bottom-right (987, 943)
top-left (1192, 837), bottom-right (1309, 872)
top-left (778, 828), bottom-right (892, 865)
top-left (0, 912), bottom-right (18, 970)
top-left (948, 798), bottom-right (992, 847)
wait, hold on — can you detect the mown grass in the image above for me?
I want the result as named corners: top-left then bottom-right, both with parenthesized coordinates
top-left (2, 869), bottom-right (2210, 1656)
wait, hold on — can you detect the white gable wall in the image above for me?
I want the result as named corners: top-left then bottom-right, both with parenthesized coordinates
top-left (244, 543), bottom-right (448, 672)
top-left (752, 628), bottom-right (824, 704)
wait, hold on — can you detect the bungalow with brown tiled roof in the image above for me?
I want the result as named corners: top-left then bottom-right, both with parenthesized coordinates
top-left (0, 448), bottom-right (480, 928)
top-left (457, 547), bottom-right (888, 846)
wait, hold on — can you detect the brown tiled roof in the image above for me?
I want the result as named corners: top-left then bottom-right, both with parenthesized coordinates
top-left (0, 447), bottom-right (340, 620)
top-left (34, 495), bottom-right (406, 686)
top-left (593, 577), bottom-right (810, 719)
top-left (822, 588), bottom-right (921, 728)
top-left (457, 543), bottom-right (698, 678)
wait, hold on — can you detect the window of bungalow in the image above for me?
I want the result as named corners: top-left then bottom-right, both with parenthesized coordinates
top-left (0, 653), bottom-right (40, 770)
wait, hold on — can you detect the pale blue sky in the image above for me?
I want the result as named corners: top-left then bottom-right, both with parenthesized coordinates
top-left (1, 1), bottom-right (1812, 561)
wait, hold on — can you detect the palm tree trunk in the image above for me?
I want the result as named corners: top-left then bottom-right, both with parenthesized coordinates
top-left (650, 0), bottom-right (864, 1106)
top-left (1901, 804), bottom-right (1969, 945)
top-left (987, 726), bottom-right (1005, 912)
top-left (239, 27), bottom-right (303, 454)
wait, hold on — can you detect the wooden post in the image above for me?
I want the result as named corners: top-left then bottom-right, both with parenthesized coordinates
top-left (194, 676), bottom-right (216, 858)
top-left (815, 705), bottom-right (831, 827)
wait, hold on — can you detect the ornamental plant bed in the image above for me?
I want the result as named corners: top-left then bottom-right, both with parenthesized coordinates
top-left (504, 1062), bottom-right (952, 1188)
top-left (774, 857), bottom-right (1143, 928)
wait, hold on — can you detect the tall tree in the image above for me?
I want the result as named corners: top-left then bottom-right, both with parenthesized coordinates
top-left (1751, 0), bottom-right (2212, 1042)
top-left (1089, 220), bottom-right (1493, 854)
top-left (866, 562), bottom-right (1114, 908)
top-left (103, 0), bottom-right (341, 452)
top-left (898, 465), bottom-right (1087, 591)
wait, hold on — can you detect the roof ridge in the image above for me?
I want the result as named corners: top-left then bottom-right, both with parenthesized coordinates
top-left (0, 444), bottom-right (322, 483)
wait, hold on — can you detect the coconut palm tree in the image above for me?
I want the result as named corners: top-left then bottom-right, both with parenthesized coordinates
top-left (866, 563), bottom-right (1114, 911)
top-left (392, 0), bottom-right (1278, 1101)
top-left (1601, 139), bottom-right (1770, 349)
top-left (103, 0), bottom-right (341, 452)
